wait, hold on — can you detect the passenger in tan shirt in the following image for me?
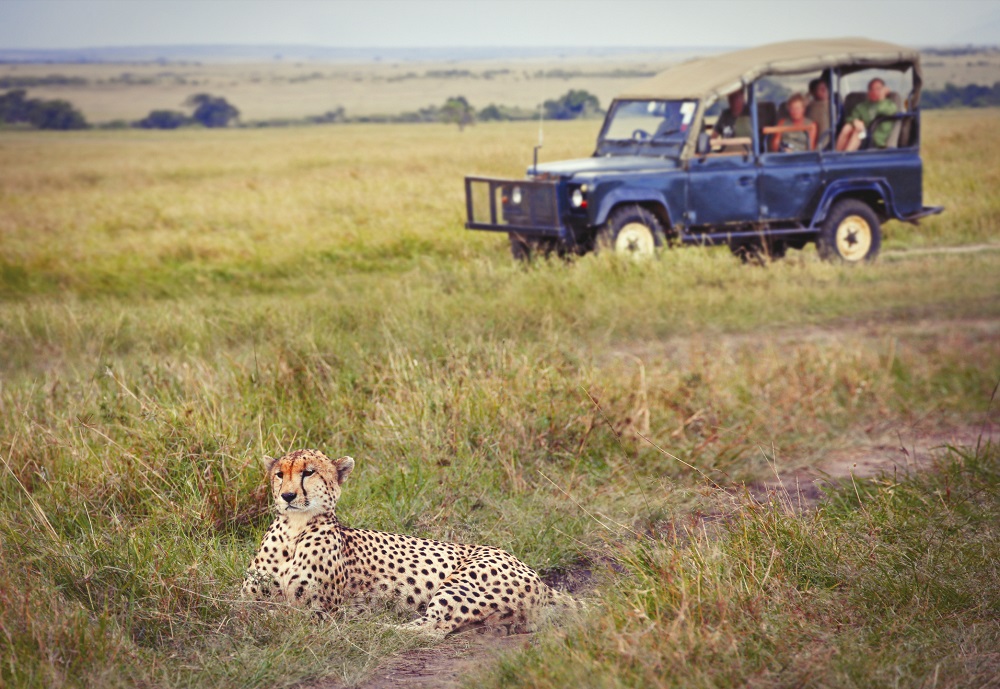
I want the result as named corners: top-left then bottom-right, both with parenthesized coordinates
top-left (806, 78), bottom-right (830, 139)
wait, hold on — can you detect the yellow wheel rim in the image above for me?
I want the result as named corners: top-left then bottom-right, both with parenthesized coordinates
top-left (614, 222), bottom-right (656, 258)
top-left (835, 215), bottom-right (873, 262)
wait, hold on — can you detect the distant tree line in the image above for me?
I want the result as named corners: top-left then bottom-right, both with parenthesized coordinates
top-left (0, 74), bottom-right (88, 88)
top-left (921, 82), bottom-right (1000, 109)
top-left (246, 90), bottom-right (605, 130)
top-left (922, 46), bottom-right (1000, 57)
top-left (0, 88), bottom-right (608, 131)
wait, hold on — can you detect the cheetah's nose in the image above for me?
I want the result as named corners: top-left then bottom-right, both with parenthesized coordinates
top-left (281, 492), bottom-right (297, 503)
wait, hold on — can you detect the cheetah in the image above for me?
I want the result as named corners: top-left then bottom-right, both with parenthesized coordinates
top-left (241, 449), bottom-right (581, 638)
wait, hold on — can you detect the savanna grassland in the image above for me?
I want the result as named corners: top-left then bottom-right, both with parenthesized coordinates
top-left (1, 109), bottom-right (999, 688)
top-left (3, 47), bottom-right (998, 123)
top-left (0, 56), bottom-right (675, 123)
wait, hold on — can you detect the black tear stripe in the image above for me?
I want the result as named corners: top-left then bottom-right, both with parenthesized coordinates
top-left (300, 471), bottom-right (309, 504)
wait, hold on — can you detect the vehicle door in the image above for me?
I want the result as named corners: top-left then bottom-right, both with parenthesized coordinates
top-left (686, 154), bottom-right (760, 227)
top-left (759, 147), bottom-right (824, 222)
top-left (757, 80), bottom-right (825, 222)
top-left (685, 99), bottom-right (760, 228)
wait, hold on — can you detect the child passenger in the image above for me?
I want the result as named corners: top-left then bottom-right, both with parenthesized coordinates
top-left (770, 93), bottom-right (817, 152)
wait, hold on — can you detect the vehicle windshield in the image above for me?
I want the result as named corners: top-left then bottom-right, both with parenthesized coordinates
top-left (600, 99), bottom-right (697, 145)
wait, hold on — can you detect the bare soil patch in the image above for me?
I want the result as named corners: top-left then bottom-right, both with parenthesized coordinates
top-left (307, 632), bottom-right (530, 689)
top-left (753, 422), bottom-right (996, 507)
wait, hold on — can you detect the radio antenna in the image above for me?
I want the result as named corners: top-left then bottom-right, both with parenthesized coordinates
top-left (533, 104), bottom-right (544, 175)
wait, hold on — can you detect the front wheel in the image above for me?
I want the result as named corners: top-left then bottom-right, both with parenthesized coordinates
top-left (817, 199), bottom-right (882, 263)
top-left (595, 205), bottom-right (666, 259)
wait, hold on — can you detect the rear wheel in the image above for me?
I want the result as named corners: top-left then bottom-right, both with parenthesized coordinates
top-left (817, 199), bottom-right (881, 263)
top-left (595, 205), bottom-right (666, 259)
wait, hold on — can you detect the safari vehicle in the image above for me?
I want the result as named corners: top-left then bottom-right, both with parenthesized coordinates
top-left (463, 38), bottom-right (943, 262)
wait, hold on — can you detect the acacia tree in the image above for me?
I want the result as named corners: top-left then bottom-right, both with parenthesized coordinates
top-left (185, 93), bottom-right (240, 128)
top-left (439, 96), bottom-right (475, 131)
top-left (0, 89), bottom-right (88, 130)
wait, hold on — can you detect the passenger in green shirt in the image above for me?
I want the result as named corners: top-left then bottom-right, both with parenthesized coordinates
top-left (836, 77), bottom-right (898, 151)
top-left (713, 89), bottom-right (753, 140)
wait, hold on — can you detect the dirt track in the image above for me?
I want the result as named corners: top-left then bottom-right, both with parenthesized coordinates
top-left (307, 419), bottom-right (994, 689)
top-left (311, 633), bottom-right (530, 689)
top-left (312, 310), bottom-right (999, 689)
top-left (884, 242), bottom-right (1000, 259)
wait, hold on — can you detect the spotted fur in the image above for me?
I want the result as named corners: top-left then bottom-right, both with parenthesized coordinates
top-left (241, 449), bottom-right (580, 637)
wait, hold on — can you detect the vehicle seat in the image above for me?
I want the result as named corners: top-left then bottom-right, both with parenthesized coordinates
top-left (756, 102), bottom-right (777, 150)
top-left (716, 108), bottom-right (732, 133)
top-left (898, 109), bottom-right (914, 148)
top-left (757, 102), bottom-right (777, 129)
top-left (884, 91), bottom-right (904, 148)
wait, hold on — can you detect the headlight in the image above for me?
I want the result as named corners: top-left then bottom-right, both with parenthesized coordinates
top-left (571, 188), bottom-right (584, 208)
top-left (510, 186), bottom-right (522, 205)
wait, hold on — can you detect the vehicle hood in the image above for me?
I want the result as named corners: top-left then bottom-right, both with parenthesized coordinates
top-left (530, 156), bottom-right (680, 178)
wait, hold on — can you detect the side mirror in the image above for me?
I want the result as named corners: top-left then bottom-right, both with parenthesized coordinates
top-left (696, 132), bottom-right (711, 155)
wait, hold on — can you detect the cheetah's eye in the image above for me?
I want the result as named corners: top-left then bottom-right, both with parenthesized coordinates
top-left (302, 469), bottom-right (315, 477)
top-left (275, 471), bottom-right (283, 479)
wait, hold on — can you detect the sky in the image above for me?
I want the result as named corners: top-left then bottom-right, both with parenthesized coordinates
top-left (1, 0), bottom-right (999, 50)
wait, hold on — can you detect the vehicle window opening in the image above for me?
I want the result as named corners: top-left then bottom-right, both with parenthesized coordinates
top-left (834, 66), bottom-right (918, 152)
top-left (756, 71), bottom-right (833, 154)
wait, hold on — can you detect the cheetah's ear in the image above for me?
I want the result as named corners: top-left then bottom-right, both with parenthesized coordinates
top-left (333, 456), bottom-right (354, 485)
top-left (260, 455), bottom-right (278, 472)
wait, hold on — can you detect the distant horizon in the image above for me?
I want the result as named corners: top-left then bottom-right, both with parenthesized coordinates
top-left (1, 41), bottom-right (996, 65)
top-left (2, 1), bottom-right (998, 53)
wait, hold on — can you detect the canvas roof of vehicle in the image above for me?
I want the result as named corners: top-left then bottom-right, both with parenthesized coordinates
top-left (618, 38), bottom-right (921, 103)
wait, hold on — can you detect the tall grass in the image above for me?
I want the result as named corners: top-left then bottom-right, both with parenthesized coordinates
top-left (484, 443), bottom-right (1000, 689)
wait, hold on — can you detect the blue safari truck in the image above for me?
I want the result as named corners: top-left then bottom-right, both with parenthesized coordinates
top-left (464, 38), bottom-right (943, 262)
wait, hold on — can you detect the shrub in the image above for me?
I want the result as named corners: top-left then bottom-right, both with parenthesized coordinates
top-left (0, 89), bottom-right (88, 130)
top-left (185, 93), bottom-right (240, 128)
top-left (136, 109), bottom-right (192, 129)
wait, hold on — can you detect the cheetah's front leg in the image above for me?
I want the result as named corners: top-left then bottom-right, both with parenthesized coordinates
top-left (241, 566), bottom-right (285, 602)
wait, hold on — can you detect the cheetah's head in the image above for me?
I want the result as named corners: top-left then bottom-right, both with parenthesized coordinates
top-left (261, 449), bottom-right (354, 518)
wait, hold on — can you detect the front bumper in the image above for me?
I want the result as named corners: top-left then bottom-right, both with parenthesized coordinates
top-left (464, 176), bottom-right (565, 237)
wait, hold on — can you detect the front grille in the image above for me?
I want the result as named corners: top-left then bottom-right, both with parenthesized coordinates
top-left (465, 177), bottom-right (562, 235)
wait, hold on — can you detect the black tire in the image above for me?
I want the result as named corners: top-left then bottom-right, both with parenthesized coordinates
top-left (509, 233), bottom-right (556, 262)
top-left (595, 205), bottom-right (666, 258)
top-left (816, 199), bottom-right (882, 263)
